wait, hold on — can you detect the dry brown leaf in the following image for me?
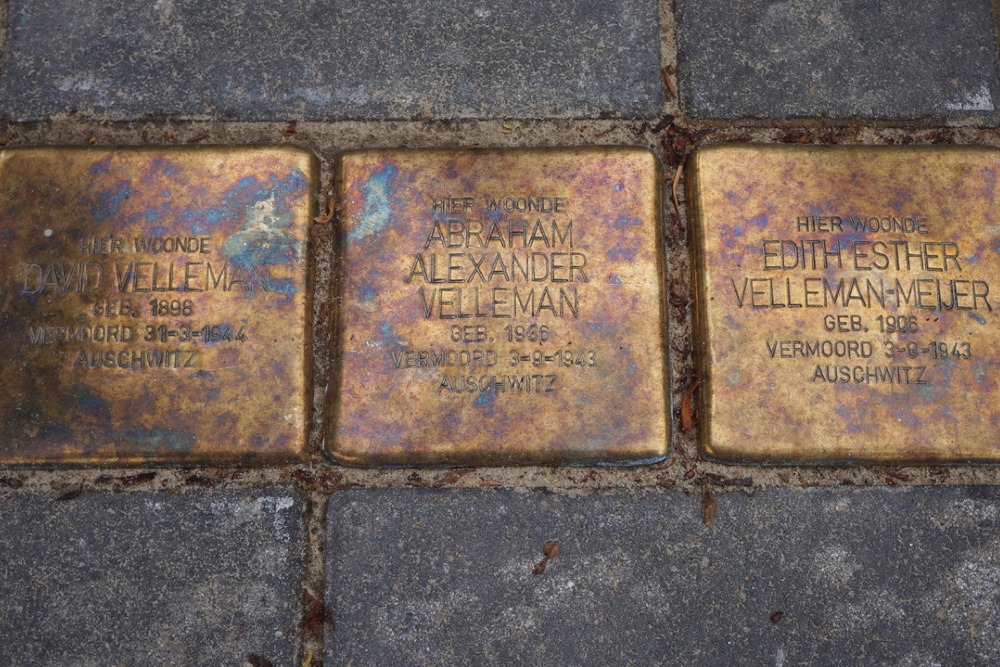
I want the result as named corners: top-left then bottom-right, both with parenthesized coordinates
top-left (543, 540), bottom-right (561, 558)
top-left (701, 483), bottom-right (717, 529)
top-left (680, 378), bottom-right (702, 433)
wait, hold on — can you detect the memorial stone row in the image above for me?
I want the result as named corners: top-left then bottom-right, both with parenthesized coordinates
top-left (0, 145), bottom-right (996, 465)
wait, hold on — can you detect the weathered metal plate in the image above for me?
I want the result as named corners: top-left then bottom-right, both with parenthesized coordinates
top-left (688, 144), bottom-right (1000, 463)
top-left (0, 147), bottom-right (317, 465)
top-left (330, 148), bottom-right (668, 465)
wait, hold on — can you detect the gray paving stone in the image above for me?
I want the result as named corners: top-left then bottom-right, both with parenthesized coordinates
top-left (327, 487), bottom-right (1000, 666)
top-left (0, 489), bottom-right (304, 666)
top-left (0, 0), bottom-right (663, 122)
top-left (676, 0), bottom-right (1000, 120)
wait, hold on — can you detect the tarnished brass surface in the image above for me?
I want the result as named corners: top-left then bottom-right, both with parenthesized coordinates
top-left (688, 145), bottom-right (1000, 463)
top-left (330, 148), bottom-right (668, 465)
top-left (0, 147), bottom-right (317, 465)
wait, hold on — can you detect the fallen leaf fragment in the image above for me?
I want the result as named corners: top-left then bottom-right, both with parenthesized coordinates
top-left (700, 482), bottom-right (717, 529)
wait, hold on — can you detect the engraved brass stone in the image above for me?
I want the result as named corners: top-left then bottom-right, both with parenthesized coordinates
top-left (0, 147), bottom-right (317, 465)
top-left (330, 148), bottom-right (668, 465)
top-left (688, 145), bottom-right (1000, 463)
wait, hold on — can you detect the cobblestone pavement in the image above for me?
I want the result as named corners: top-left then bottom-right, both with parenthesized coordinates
top-left (1, 1), bottom-right (999, 665)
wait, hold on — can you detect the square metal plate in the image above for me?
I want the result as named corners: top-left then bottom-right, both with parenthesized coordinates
top-left (330, 147), bottom-right (669, 465)
top-left (688, 144), bottom-right (1000, 463)
top-left (0, 146), bottom-right (317, 465)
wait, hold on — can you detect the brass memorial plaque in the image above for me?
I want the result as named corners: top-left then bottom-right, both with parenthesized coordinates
top-left (0, 147), bottom-right (317, 465)
top-left (688, 145), bottom-right (1000, 462)
top-left (330, 148), bottom-right (668, 465)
